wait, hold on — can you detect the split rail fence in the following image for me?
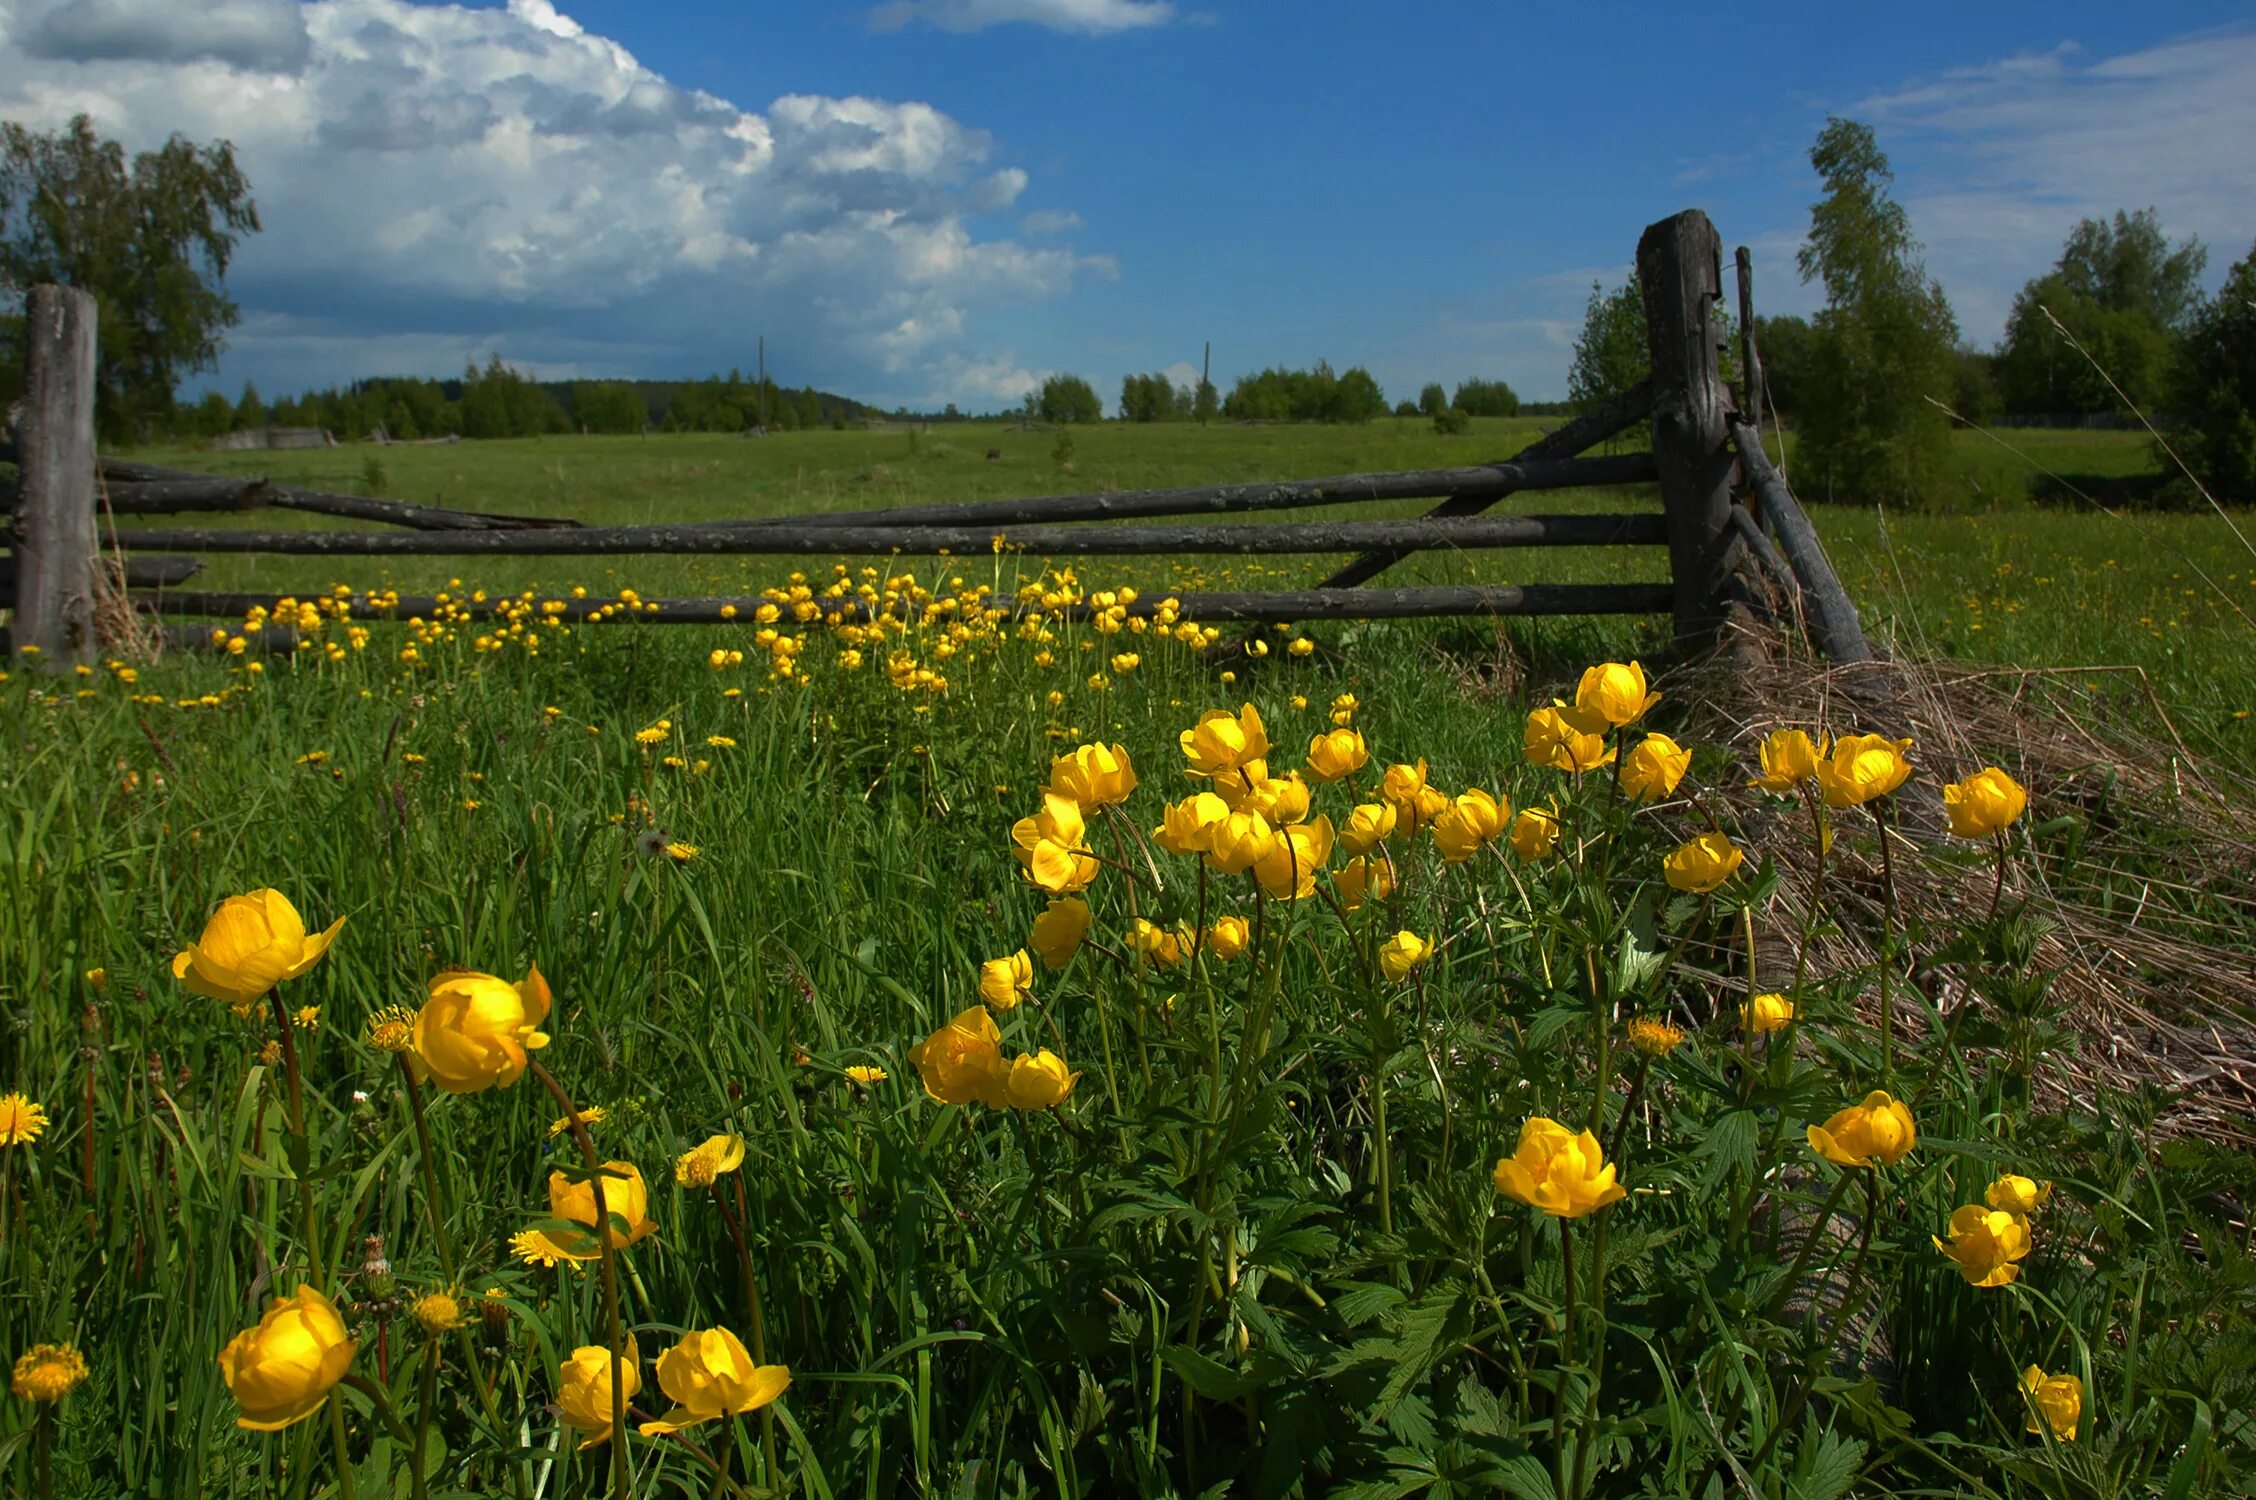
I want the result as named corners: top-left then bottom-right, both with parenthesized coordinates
top-left (3, 209), bottom-right (1868, 666)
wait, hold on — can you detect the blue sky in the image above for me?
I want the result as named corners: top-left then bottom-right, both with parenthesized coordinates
top-left (1, 0), bottom-right (2251, 410)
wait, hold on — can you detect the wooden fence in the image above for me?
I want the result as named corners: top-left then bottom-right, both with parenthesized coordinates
top-left (3, 209), bottom-right (1869, 666)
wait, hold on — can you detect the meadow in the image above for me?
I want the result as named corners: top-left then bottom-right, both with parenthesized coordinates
top-left (0, 417), bottom-right (2250, 1497)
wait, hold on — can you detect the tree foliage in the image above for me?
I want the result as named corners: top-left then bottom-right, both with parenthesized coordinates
top-left (1221, 360), bottom-right (1387, 423)
top-left (0, 113), bottom-right (259, 439)
top-left (1118, 371), bottom-right (1190, 423)
top-left (1567, 279), bottom-right (1647, 413)
top-left (2170, 237), bottom-right (2256, 503)
top-left (1449, 376), bottom-right (1519, 418)
top-left (1037, 373), bottom-right (1102, 425)
top-left (1417, 382), bottom-right (1447, 417)
top-left (1794, 118), bottom-right (1960, 505)
top-left (1995, 209), bottom-right (2206, 416)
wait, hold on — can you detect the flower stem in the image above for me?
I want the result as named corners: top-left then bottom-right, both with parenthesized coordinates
top-left (721, 1175), bottom-right (782, 1486)
top-left (1874, 802), bottom-right (1901, 1080)
top-left (527, 1060), bottom-right (630, 1500)
top-left (1554, 1221), bottom-right (1577, 1499)
top-left (409, 1340), bottom-right (437, 1500)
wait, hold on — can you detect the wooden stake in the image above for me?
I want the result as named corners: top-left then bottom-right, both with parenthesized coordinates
top-left (12, 285), bottom-right (99, 668)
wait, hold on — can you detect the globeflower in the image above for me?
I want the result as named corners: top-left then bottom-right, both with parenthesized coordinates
top-left (1524, 705), bottom-right (1614, 773)
top-left (1338, 802), bottom-right (1397, 857)
top-left (1814, 734), bottom-right (1915, 808)
top-left (1740, 992), bottom-right (1794, 1034)
top-left (1153, 792), bottom-right (1230, 856)
top-left (1749, 729), bottom-right (1824, 792)
top-left (1207, 810), bottom-right (1279, 876)
top-left (1204, 915), bottom-right (1251, 959)
top-left (1944, 767), bottom-right (2028, 839)
top-left (1127, 918), bottom-right (1186, 969)
top-left (1029, 898), bottom-right (1092, 969)
top-left (1662, 831), bottom-right (1743, 893)
top-left (409, 966), bottom-right (552, 1094)
top-left (2020, 1367), bottom-right (2083, 1442)
top-left (547, 1162), bottom-right (660, 1257)
top-left (1806, 1091), bottom-right (1917, 1167)
top-left (1987, 1174), bottom-right (2051, 1217)
top-left (1491, 1117), bottom-right (1626, 1218)
top-left (1180, 704), bottom-right (1268, 778)
top-left (173, 889), bottom-right (345, 1008)
top-left (1509, 805), bottom-right (1559, 862)
top-left (1245, 770), bottom-right (1312, 827)
top-left (1001, 1050), bottom-right (1081, 1110)
top-left (1377, 762), bottom-right (1430, 822)
top-left (978, 951), bottom-right (1035, 1009)
top-left (557, 1336), bottom-right (641, 1449)
top-left (1304, 728), bottom-right (1369, 783)
top-left (1048, 742), bottom-right (1138, 807)
top-left (1934, 1204), bottom-right (2032, 1287)
top-left (1377, 931), bottom-right (1432, 981)
top-left (907, 1005), bottom-right (1006, 1106)
top-left (1618, 733), bottom-right (1692, 802)
top-left (1574, 661), bottom-right (1660, 728)
top-left (1010, 794), bottom-right (1100, 894)
top-left (217, 1285), bottom-right (357, 1431)
top-left (639, 1329), bottom-right (789, 1435)
top-left (1254, 815), bottom-right (1334, 900)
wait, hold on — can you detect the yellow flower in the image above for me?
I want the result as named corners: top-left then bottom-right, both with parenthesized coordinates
top-left (0, 1094), bottom-right (48, 1147)
top-left (11, 1343), bottom-right (88, 1403)
top-left (363, 1006), bottom-right (417, 1054)
top-left (1986, 1175), bottom-right (2052, 1216)
top-left (1619, 733), bottom-right (1692, 802)
top-left (2020, 1367), bottom-right (2083, 1442)
top-left (217, 1285), bottom-right (357, 1431)
top-left (1944, 767), bottom-right (2028, 839)
top-left (845, 1065), bottom-right (889, 1085)
top-left (1626, 1018), bottom-right (1685, 1056)
top-left (1338, 802), bottom-right (1397, 857)
top-left (1491, 1117), bottom-right (1627, 1218)
top-left (510, 1228), bottom-right (577, 1270)
top-left (1180, 703), bottom-right (1268, 778)
top-left (1127, 918), bottom-right (1187, 969)
top-left (1378, 760), bottom-right (1428, 814)
top-left (410, 1292), bottom-right (464, 1335)
top-left (546, 1162), bottom-right (661, 1257)
top-left (1510, 805), bottom-right (1560, 862)
top-left (674, 1134), bottom-right (746, 1188)
top-left (1575, 661), bottom-right (1660, 728)
top-left (172, 889), bottom-right (346, 1008)
top-left (1288, 636), bottom-right (1315, 657)
top-left (1806, 1091), bottom-right (1917, 1168)
top-left (1749, 729), bottom-right (1824, 792)
top-left (1154, 791), bottom-right (1231, 856)
top-left (1010, 793), bottom-right (1101, 894)
top-left (1814, 734), bottom-right (1914, 808)
top-left (1740, 992), bottom-right (1794, 1034)
top-left (639, 1329), bottom-right (790, 1435)
top-left (1524, 705), bottom-right (1615, 773)
top-left (665, 842), bottom-right (698, 864)
top-left (258, 1040), bottom-right (283, 1068)
top-left (1207, 809), bottom-right (1279, 876)
top-left (1029, 898), bottom-right (1092, 970)
top-left (1204, 915), bottom-right (1251, 959)
top-left (408, 966), bottom-right (553, 1094)
top-left (1662, 831), bottom-right (1743, 893)
top-left (978, 951), bottom-right (1035, 1009)
top-left (1335, 854), bottom-right (1395, 912)
top-left (547, 1105), bottom-right (608, 1138)
top-left (1244, 769), bottom-right (1311, 827)
top-left (293, 1005), bottom-right (321, 1031)
top-left (1933, 1204), bottom-right (2032, 1287)
top-left (1304, 728), bottom-right (1369, 783)
top-left (1001, 1049), bottom-right (1081, 1110)
top-left (557, 1336), bottom-right (642, 1449)
top-left (907, 1005), bottom-right (1006, 1106)
top-left (1377, 931), bottom-right (1432, 981)
top-left (1432, 789), bottom-right (1509, 863)
top-left (84, 966), bottom-right (108, 990)
top-left (1254, 814), bottom-right (1333, 900)
top-left (1048, 742), bottom-right (1138, 807)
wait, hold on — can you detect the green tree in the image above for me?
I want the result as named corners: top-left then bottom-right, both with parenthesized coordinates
top-left (1038, 373), bottom-right (1102, 424)
top-left (1417, 381), bottom-right (1447, 417)
top-left (571, 380), bottom-right (647, 434)
top-left (1451, 376), bottom-right (1519, 417)
top-left (1751, 313), bottom-right (1814, 420)
top-left (1795, 117), bottom-right (1960, 505)
top-left (1567, 278), bottom-right (1647, 412)
top-left (232, 380), bottom-right (264, 431)
top-left (0, 114), bottom-right (259, 440)
top-left (1192, 376), bottom-right (1218, 424)
top-left (2170, 237), bottom-right (2256, 502)
top-left (1995, 210), bottom-right (2205, 416)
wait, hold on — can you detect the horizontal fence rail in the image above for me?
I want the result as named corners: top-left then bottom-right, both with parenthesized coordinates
top-left (148, 581), bottom-right (1675, 627)
top-left (104, 511), bottom-right (1669, 558)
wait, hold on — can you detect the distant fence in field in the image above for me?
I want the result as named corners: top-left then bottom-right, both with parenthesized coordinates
top-left (3, 209), bottom-right (1869, 667)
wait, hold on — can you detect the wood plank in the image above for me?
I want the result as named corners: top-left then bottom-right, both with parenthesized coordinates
top-left (12, 285), bottom-right (100, 668)
top-left (1730, 421), bottom-right (1872, 663)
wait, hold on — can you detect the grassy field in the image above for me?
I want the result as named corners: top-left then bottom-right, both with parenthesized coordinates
top-left (0, 420), bottom-right (2247, 1496)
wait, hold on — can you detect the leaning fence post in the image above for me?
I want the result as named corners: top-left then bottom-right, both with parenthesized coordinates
top-left (12, 284), bottom-right (100, 670)
top-left (1637, 210), bottom-right (1738, 646)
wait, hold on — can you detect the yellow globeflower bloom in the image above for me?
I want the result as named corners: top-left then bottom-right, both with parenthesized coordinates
top-left (1806, 1091), bottom-right (1917, 1168)
top-left (1944, 767), bottom-right (2028, 839)
top-left (1338, 802), bottom-right (1398, 857)
top-left (1207, 810), bottom-right (1279, 876)
top-left (0, 1094), bottom-right (48, 1147)
top-left (2020, 1367), bottom-right (2083, 1442)
top-left (1934, 1204), bottom-right (2033, 1287)
top-left (409, 966), bottom-right (553, 1094)
top-left (1377, 931), bottom-right (1432, 981)
top-left (674, 1134), bottom-right (746, 1188)
top-left (1211, 758), bottom-right (1271, 811)
top-left (1335, 854), bottom-right (1395, 912)
top-left (1029, 897), bottom-right (1092, 970)
top-left (173, 889), bottom-right (345, 1008)
top-left (1378, 760), bottom-right (1428, 813)
top-left (1749, 729), bottom-right (1825, 792)
top-left (10, 1343), bottom-right (88, 1403)
top-left (1048, 742), bottom-right (1138, 807)
top-left (1010, 793), bottom-right (1101, 895)
top-left (1491, 1117), bottom-right (1627, 1219)
top-left (1001, 1050), bottom-right (1081, 1110)
top-left (1619, 733), bottom-right (1692, 803)
top-left (1180, 704), bottom-right (1268, 778)
top-left (1204, 915), bottom-right (1251, 959)
top-left (1255, 815), bottom-right (1334, 900)
top-left (907, 1005), bottom-right (1006, 1106)
top-left (1986, 1174), bottom-right (2052, 1217)
top-left (1153, 792), bottom-right (1230, 856)
top-left (1433, 789), bottom-right (1509, 863)
top-left (1740, 992), bottom-right (1794, 1034)
top-left (1509, 806), bottom-right (1560, 862)
top-left (1127, 918), bottom-right (1186, 969)
top-left (978, 951), bottom-right (1035, 1009)
top-left (217, 1285), bottom-right (357, 1431)
top-left (557, 1336), bottom-right (641, 1449)
top-left (1304, 728), bottom-right (1369, 783)
top-left (1574, 661), bottom-right (1660, 729)
top-left (546, 1162), bottom-right (660, 1258)
top-left (1524, 705), bottom-right (1614, 773)
top-left (639, 1328), bottom-right (790, 1435)
top-left (1662, 831), bottom-right (1743, 893)
top-left (1813, 734), bottom-right (1915, 809)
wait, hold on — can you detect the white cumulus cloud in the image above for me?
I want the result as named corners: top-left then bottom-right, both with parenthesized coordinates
top-left (868, 0), bottom-right (1175, 36)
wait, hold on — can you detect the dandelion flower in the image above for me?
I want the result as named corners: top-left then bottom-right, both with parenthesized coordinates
top-left (363, 1007), bottom-right (417, 1055)
top-left (0, 1094), bottom-right (48, 1147)
top-left (11, 1343), bottom-right (89, 1402)
top-left (410, 1292), bottom-right (464, 1335)
top-left (547, 1105), bottom-right (608, 1138)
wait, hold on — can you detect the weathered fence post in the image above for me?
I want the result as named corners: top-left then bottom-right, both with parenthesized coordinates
top-left (12, 284), bottom-right (99, 669)
top-left (1637, 210), bottom-right (1738, 645)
